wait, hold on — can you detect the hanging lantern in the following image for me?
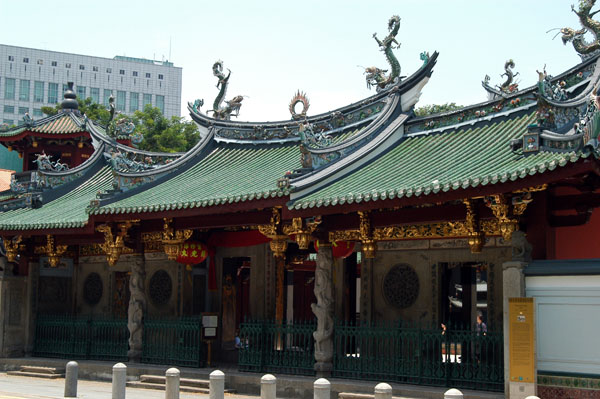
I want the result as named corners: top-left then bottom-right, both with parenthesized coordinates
top-left (176, 241), bottom-right (209, 266)
top-left (315, 240), bottom-right (355, 258)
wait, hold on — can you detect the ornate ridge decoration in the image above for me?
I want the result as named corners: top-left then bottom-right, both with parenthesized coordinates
top-left (207, 60), bottom-right (244, 120)
top-left (561, 0), bottom-right (600, 57)
top-left (464, 199), bottom-right (485, 253)
top-left (161, 218), bottom-right (193, 260)
top-left (2, 236), bottom-right (22, 263)
top-left (96, 221), bottom-right (137, 266)
top-left (282, 217), bottom-right (321, 250)
top-left (289, 91), bottom-right (310, 120)
top-left (43, 235), bottom-right (68, 268)
top-left (141, 232), bottom-right (164, 253)
top-left (258, 208), bottom-right (288, 258)
top-left (34, 152), bottom-right (68, 172)
top-left (365, 15), bottom-right (401, 90)
top-left (485, 193), bottom-right (533, 241)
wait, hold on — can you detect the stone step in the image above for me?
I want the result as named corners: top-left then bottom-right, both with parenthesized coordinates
top-left (6, 371), bottom-right (64, 379)
top-left (127, 381), bottom-right (211, 394)
top-left (20, 366), bottom-right (65, 374)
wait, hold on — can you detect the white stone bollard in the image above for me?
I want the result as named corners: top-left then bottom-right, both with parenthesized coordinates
top-left (314, 378), bottom-right (331, 399)
top-left (112, 363), bottom-right (127, 399)
top-left (525, 397), bottom-right (541, 399)
top-left (261, 374), bottom-right (276, 399)
top-left (209, 370), bottom-right (225, 399)
top-left (64, 361), bottom-right (78, 398)
top-left (444, 388), bottom-right (463, 399)
top-left (374, 383), bottom-right (392, 399)
top-left (165, 368), bottom-right (180, 399)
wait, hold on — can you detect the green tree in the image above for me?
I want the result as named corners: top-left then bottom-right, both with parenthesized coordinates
top-left (41, 97), bottom-right (111, 125)
top-left (414, 102), bottom-right (463, 117)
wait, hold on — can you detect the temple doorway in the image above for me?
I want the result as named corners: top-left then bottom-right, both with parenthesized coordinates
top-left (440, 262), bottom-right (488, 329)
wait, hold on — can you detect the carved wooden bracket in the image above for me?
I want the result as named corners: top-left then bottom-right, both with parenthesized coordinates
top-left (282, 217), bottom-right (321, 250)
top-left (97, 220), bottom-right (138, 266)
top-left (44, 234), bottom-right (67, 268)
top-left (485, 192), bottom-right (533, 241)
top-left (2, 235), bottom-right (22, 263)
top-left (464, 199), bottom-right (485, 253)
top-left (161, 218), bottom-right (193, 261)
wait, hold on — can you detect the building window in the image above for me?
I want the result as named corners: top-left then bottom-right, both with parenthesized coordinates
top-left (19, 80), bottom-right (30, 101)
top-left (103, 89), bottom-right (112, 106)
top-left (92, 66), bottom-right (99, 72)
top-left (63, 84), bottom-right (69, 94)
top-left (77, 86), bottom-right (86, 100)
top-left (3, 119), bottom-right (13, 126)
top-left (116, 90), bottom-right (126, 112)
top-left (119, 69), bottom-right (125, 75)
top-left (133, 71), bottom-right (138, 77)
top-left (37, 59), bottom-right (43, 65)
top-left (23, 57), bottom-right (29, 63)
top-left (33, 108), bottom-right (43, 117)
top-left (65, 63), bottom-right (71, 68)
top-left (129, 92), bottom-right (139, 112)
top-left (7, 55), bottom-right (14, 61)
top-left (34, 81), bottom-right (44, 103)
top-left (156, 95), bottom-right (165, 114)
top-left (90, 88), bottom-right (100, 103)
top-left (48, 83), bottom-right (58, 104)
top-left (79, 64), bottom-right (85, 70)
top-left (158, 74), bottom-right (164, 80)
top-left (51, 61), bottom-right (57, 67)
top-left (145, 73), bottom-right (151, 78)
top-left (18, 107), bottom-right (29, 115)
top-left (3, 105), bottom-right (14, 114)
top-left (143, 93), bottom-right (152, 109)
top-left (4, 78), bottom-right (15, 100)
top-left (106, 67), bottom-right (112, 73)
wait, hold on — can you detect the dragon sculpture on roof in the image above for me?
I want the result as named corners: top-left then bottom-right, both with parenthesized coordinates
top-left (499, 59), bottom-right (520, 93)
top-left (365, 15), bottom-right (402, 90)
top-left (561, 0), bottom-right (600, 56)
top-left (208, 60), bottom-right (244, 120)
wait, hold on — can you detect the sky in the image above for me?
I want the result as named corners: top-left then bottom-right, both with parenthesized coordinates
top-left (0, 0), bottom-right (590, 122)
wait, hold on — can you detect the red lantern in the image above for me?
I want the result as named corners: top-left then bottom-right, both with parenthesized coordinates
top-left (315, 240), bottom-right (355, 258)
top-left (176, 241), bottom-right (209, 265)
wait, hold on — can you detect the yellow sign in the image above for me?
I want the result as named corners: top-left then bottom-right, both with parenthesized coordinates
top-left (509, 297), bottom-right (535, 383)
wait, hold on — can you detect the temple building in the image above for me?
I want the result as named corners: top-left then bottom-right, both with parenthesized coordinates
top-left (1, 6), bottom-right (600, 399)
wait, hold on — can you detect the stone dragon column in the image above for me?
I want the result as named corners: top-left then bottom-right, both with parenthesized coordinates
top-left (128, 257), bottom-right (147, 361)
top-left (312, 243), bottom-right (334, 377)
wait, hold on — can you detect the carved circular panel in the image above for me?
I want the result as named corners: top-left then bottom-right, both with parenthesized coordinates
top-left (382, 264), bottom-right (419, 309)
top-left (149, 270), bottom-right (172, 305)
top-left (83, 272), bottom-right (103, 306)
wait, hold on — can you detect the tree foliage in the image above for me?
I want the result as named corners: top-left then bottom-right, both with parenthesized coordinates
top-left (42, 98), bottom-right (199, 153)
top-left (414, 102), bottom-right (463, 117)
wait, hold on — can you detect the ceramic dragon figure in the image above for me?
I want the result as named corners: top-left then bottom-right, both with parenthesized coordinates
top-left (499, 59), bottom-right (519, 93)
top-left (208, 60), bottom-right (244, 120)
top-left (561, 0), bottom-right (600, 57)
top-left (365, 15), bottom-right (402, 90)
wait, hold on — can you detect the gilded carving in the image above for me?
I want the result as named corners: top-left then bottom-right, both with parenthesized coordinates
top-left (464, 199), bottom-right (485, 253)
top-left (2, 235), bottom-right (22, 263)
top-left (43, 235), bottom-right (68, 268)
top-left (258, 208), bottom-right (289, 258)
top-left (282, 217), bottom-right (321, 250)
top-left (358, 211), bottom-right (376, 259)
top-left (96, 221), bottom-right (137, 266)
top-left (161, 218), bottom-right (193, 260)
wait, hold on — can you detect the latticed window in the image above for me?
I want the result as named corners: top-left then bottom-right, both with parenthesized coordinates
top-left (4, 78), bottom-right (15, 100)
top-left (34, 81), bottom-right (44, 102)
top-left (116, 91), bottom-right (126, 112)
top-left (19, 80), bottom-right (30, 101)
top-left (48, 83), bottom-right (58, 104)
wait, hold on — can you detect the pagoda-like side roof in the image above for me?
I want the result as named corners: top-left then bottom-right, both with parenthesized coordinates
top-left (0, 164), bottom-right (112, 231)
top-left (0, 112), bottom-right (89, 139)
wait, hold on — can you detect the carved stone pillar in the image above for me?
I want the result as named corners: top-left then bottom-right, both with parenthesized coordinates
top-left (312, 244), bottom-right (334, 377)
top-left (128, 257), bottom-right (147, 361)
top-left (360, 258), bottom-right (374, 323)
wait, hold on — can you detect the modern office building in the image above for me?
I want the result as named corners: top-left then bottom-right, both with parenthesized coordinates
top-left (0, 44), bottom-right (182, 125)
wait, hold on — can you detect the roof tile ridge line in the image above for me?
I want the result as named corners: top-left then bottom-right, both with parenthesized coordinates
top-left (40, 142), bottom-right (106, 177)
top-left (309, 95), bottom-right (396, 154)
top-left (92, 138), bottom-right (218, 212)
top-left (290, 95), bottom-right (401, 187)
top-left (115, 128), bottom-right (215, 178)
top-left (33, 111), bottom-right (69, 127)
top-left (409, 55), bottom-right (599, 124)
top-left (291, 112), bottom-right (409, 198)
top-left (406, 103), bottom-right (537, 138)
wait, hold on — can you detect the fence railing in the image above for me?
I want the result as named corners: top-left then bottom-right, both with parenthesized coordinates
top-left (333, 320), bottom-right (504, 392)
top-left (239, 319), bottom-right (316, 376)
top-left (142, 317), bottom-right (205, 368)
top-left (33, 314), bottom-right (128, 361)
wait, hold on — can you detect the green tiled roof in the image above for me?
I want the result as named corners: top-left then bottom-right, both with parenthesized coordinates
top-left (0, 114), bottom-right (85, 138)
top-left (94, 144), bottom-right (301, 215)
top-left (289, 113), bottom-right (591, 210)
top-left (0, 166), bottom-right (112, 230)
